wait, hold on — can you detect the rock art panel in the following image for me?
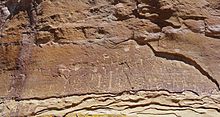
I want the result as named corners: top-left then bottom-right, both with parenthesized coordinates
top-left (0, 0), bottom-right (220, 116)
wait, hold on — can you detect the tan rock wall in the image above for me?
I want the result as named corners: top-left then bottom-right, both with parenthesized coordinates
top-left (0, 0), bottom-right (220, 116)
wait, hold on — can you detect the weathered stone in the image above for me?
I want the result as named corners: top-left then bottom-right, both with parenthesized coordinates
top-left (183, 19), bottom-right (205, 33)
top-left (1, 0), bottom-right (220, 116)
top-left (205, 16), bottom-right (220, 38)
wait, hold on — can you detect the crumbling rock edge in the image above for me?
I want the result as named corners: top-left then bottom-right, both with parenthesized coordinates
top-left (1, 90), bottom-right (220, 117)
top-left (1, 0), bottom-right (220, 116)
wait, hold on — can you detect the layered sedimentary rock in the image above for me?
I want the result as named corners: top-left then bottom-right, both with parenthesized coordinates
top-left (0, 0), bottom-right (220, 116)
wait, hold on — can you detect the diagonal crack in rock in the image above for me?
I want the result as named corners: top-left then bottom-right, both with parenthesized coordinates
top-left (141, 41), bottom-right (220, 91)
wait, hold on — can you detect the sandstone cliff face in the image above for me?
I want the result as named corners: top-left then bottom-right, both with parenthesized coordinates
top-left (0, 0), bottom-right (220, 116)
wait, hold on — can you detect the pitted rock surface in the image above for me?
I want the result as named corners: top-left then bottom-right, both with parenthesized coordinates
top-left (0, 0), bottom-right (220, 116)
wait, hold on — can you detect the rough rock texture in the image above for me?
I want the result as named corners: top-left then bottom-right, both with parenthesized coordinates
top-left (0, 0), bottom-right (220, 116)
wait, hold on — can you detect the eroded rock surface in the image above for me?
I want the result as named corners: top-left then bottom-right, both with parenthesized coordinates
top-left (0, 0), bottom-right (220, 116)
